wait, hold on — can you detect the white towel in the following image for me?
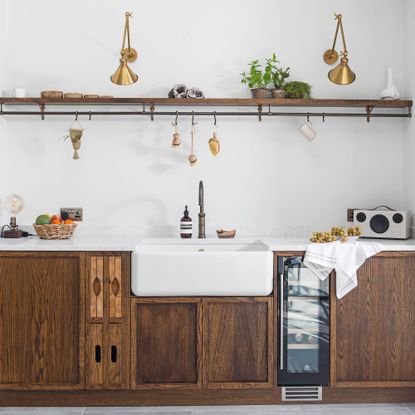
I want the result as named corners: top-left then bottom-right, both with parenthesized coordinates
top-left (303, 240), bottom-right (383, 299)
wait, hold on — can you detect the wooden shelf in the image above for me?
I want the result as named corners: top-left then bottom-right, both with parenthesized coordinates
top-left (0, 97), bottom-right (412, 109)
top-left (0, 97), bottom-right (411, 120)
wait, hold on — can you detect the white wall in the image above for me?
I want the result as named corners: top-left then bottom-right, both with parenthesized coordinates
top-left (0, 1), bottom-right (6, 206)
top-left (404, 0), bottom-right (415, 233)
top-left (0, 0), bottom-right (408, 234)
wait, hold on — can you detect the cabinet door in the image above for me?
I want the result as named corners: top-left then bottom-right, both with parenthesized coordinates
top-left (331, 253), bottom-right (415, 387)
top-left (203, 297), bottom-right (274, 389)
top-left (0, 253), bottom-right (84, 389)
top-left (131, 298), bottom-right (201, 389)
top-left (85, 254), bottom-right (130, 389)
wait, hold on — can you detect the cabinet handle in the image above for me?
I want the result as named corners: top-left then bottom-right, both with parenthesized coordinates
top-left (111, 345), bottom-right (117, 363)
top-left (280, 274), bottom-right (284, 371)
top-left (95, 345), bottom-right (102, 363)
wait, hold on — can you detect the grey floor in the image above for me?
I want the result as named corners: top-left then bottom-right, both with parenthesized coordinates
top-left (0, 404), bottom-right (414, 415)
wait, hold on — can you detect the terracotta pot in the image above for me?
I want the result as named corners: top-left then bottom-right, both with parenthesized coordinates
top-left (271, 88), bottom-right (286, 99)
top-left (250, 88), bottom-right (269, 99)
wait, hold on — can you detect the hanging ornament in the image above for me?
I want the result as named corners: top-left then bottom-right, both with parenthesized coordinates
top-left (69, 127), bottom-right (83, 160)
top-left (171, 111), bottom-right (181, 147)
top-left (188, 113), bottom-right (197, 166)
top-left (62, 113), bottom-right (84, 160)
top-left (208, 112), bottom-right (220, 156)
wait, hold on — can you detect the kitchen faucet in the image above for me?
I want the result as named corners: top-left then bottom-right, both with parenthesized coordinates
top-left (198, 180), bottom-right (206, 239)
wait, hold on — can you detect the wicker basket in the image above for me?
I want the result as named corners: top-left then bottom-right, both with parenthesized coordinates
top-left (33, 223), bottom-right (77, 240)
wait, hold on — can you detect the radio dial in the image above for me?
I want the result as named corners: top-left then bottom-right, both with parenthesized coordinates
top-left (356, 212), bottom-right (366, 222)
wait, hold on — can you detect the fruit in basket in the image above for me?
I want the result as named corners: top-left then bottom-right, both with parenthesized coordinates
top-left (35, 214), bottom-right (52, 225)
top-left (64, 219), bottom-right (74, 224)
top-left (50, 215), bottom-right (61, 222)
top-left (51, 219), bottom-right (61, 225)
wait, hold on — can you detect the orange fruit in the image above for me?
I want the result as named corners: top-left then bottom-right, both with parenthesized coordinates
top-left (51, 219), bottom-right (61, 225)
top-left (50, 215), bottom-right (61, 222)
top-left (64, 219), bottom-right (74, 225)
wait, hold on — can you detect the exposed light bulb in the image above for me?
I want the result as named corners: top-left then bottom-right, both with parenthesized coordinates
top-left (4, 194), bottom-right (25, 215)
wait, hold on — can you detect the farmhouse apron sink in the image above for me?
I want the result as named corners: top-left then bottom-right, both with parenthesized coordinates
top-left (132, 239), bottom-right (273, 296)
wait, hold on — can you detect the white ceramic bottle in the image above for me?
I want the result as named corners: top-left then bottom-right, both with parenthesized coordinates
top-left (380, 67), bottom-right (400, 100)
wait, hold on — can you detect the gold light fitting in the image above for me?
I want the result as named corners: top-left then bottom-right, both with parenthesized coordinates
top-left (110, 12), bottom-right (138, 85)
top-left (323, 14), bottom-right (356, 85)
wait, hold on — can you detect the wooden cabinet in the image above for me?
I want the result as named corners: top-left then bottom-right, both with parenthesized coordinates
top-left (130, 297), bottom-right (274, 390)
top-left (85, 253), bottom-right (130, 389)
top-left (203, 298), bottom-right (274, 389)
top-left (131, 298), bottom-right (201, 389)
top-left (0, 252), bottom-right (85, 389)
top-left (331, 253), bottom-right (415, 388)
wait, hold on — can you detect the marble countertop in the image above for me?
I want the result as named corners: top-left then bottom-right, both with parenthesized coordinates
top-left (0, 234), bottom-right (415, 252)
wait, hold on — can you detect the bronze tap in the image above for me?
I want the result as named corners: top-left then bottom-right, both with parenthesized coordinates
top-left (198, 180), bottom-right (206, 239)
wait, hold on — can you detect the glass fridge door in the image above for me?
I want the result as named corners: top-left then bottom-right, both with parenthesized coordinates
top-left (278, 256), bottom-right (330, 386)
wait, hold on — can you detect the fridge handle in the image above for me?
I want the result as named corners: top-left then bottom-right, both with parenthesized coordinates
top-left (280, 273), bottom-right (284, 370)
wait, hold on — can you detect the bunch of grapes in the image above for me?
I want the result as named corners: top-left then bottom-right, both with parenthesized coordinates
top-left (310, 231), bottom-right (337, 243)
top-left (331, 227), bottom-right (348, 243)
top-left (347, 226), bottom-right (361, 236)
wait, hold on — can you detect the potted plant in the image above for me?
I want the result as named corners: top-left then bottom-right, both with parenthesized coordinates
top-left (267, 53), bottom-right (290, 99)
top-left (241, 59), bottom-right (271, 99)
top-left (284, 81), bottom-right (312, 99)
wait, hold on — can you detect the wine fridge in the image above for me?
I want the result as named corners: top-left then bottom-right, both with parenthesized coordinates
top-left (277, 256), bottom-right (330, 386)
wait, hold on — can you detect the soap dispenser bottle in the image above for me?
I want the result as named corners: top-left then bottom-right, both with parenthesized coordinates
top-left (180, 205), bottom-right (192, 239)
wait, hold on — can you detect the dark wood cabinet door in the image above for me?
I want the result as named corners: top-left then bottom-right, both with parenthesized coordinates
top-left (131, 298), bottom-right (201, 389)
top-left (0, 252), bottom-right (85, 389)
top-left (203, 297), bottom-right (274, 389)
top-left (332, 253), bottom-right (415, 387)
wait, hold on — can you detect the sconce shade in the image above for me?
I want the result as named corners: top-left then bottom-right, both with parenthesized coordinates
top-left (328, 57), bottom-right (356, 85)
top-left (110, 12), bottom-right (138, 85)
top-left (110, 57), bottom-right (138, 85)
top-left (324, 14), bottom-right (356, 85)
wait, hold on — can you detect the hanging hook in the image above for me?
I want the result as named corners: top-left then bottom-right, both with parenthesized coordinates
top-left (258, 104), bottom-right (263, 122)
top-left (268, 104), bottom-right (272, 116)
top-left (307, 113), bottom-right (310, 123)
top-left (213, 111), bottom-right (217, 127)
top-left (322, 113), bottom-right (326, 122)
top-left (75, 111), bottom-right (78, 121)
top-left (150, 104), bottom-right (155, 121)
top-left (0, 103), bottom-right (3, 115)
top-left (366, 105), bottom-right (374, 123)
top-left (175, 110), bottom-right (179, 126)
top-left (192, 111), bottom-right (195, 126)
top-left (89, 111), bottom-right (92, 121)
top-left (39, 104), bottom-right (45, 121)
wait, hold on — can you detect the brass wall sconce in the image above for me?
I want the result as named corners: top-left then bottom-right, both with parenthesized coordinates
top-left (323, 14), bottom-right (356, 85)
top-left (110, 12), bottom-right (138, 85)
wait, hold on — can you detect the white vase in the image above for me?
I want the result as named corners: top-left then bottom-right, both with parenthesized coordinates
top-left (380, 67), bottom-right (400, 100)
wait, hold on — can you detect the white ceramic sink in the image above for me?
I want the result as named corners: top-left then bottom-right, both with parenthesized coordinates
top-left (132, 239), bottom-right (273, 296)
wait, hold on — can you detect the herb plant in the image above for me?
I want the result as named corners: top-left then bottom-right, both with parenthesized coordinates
top-left (241, 60), bottom-right (269, 89)
top-left (265, 53), bottom-right (290, 89)
top-left (284, 81), bottom-right (312, 99)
